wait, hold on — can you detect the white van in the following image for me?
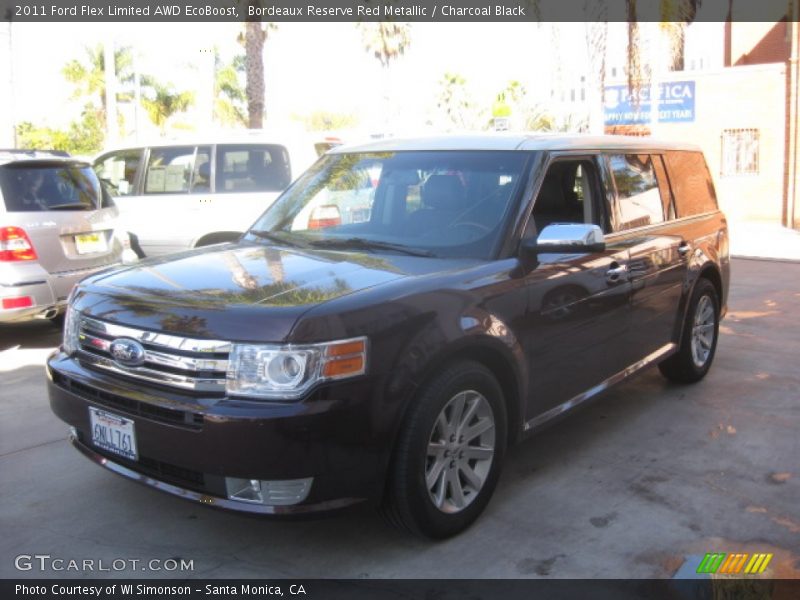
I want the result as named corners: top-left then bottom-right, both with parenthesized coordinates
top-left (93, 133), bottom-right (319, 257)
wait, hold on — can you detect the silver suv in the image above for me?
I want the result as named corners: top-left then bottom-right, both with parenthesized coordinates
top-left (0, 151), bottom-right (124, 324)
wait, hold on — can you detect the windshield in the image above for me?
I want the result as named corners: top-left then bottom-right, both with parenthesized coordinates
top-left (247, 151), bottom-right (530, 259)
top-left (0, 163), bottom-right (107, 212)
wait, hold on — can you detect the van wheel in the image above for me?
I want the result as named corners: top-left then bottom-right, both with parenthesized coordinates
top-left (382, 361), bottom-right (506, 538)
top-left (659, 278), bottom-right (720, 383)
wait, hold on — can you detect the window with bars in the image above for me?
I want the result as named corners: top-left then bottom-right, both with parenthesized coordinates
top-left (721, 129), bottom-right (760, 176)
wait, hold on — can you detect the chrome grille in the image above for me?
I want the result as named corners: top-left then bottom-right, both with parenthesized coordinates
top-left (76, 315), bottom-right (230, 393)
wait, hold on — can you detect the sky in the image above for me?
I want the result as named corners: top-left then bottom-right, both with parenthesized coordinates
top-left (3, 21), bottom-right (561, 139)
top-left (0, 18), bottom-right (727, 147)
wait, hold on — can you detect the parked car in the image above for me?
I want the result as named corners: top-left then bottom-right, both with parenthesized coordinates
top-left (47, 134), bottom-right (729, 537)
top-left (0, 151), bottom-right (125, 324)
top-left (92, 132), bottom-right (320, 258)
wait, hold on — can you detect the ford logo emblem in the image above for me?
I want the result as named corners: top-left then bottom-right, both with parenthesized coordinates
top-left (109, 338), bottom-right (146, 368)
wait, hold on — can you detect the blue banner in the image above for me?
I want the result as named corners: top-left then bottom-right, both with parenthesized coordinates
top-left (604, 81), bottom-right (695, 125)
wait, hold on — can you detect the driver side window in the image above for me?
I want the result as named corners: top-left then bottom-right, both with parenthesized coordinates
top-left (527, 159), bottom-right (603, 238)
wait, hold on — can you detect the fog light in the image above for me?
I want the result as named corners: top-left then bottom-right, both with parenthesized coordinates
top-left (225, 477), bottom-right (312, 506)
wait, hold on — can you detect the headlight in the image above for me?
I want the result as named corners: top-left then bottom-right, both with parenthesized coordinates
top-left (63, 304), bottom-right (81, 355)
top-left (226, 337), bottom-right (367, 400)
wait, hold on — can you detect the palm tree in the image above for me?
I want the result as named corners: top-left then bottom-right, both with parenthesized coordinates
top-left (357, 22), bottom-right (411, 127)
top-left (62, 44), bottom-right (133, 129)
top-left (580, 0), bottom-right (697, 132)
top-left (237, 5), bottom-right (277, 129)
top-left (625, 0), bottom-right (698, 95)
top-left (214, 52), bottom-right (247, 127)
top-left (357, 22), bottom-right (411, 69)
top-left (140, 77), bottom-right (194, 135)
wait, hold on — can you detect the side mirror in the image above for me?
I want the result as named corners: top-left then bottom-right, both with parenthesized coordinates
top-left (521, 223), bottom-right (606, 257)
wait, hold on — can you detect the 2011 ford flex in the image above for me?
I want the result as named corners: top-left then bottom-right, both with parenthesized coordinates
top-left (47, 135), bottom-right (729, 538)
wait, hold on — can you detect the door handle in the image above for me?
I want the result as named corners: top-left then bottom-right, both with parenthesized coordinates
top-left (678, 241), bottom-right (691, 257)
top-left (606, 262), bottom-right (628, 284)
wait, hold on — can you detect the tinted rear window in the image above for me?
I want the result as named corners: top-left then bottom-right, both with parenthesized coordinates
top-left (664, 151), bottom-right (718, 217)
top-left (216, 144), bottom-right (291, 193)
top-left (0, 163), bottom-right (104, 212)
top-left (609, 153), bottom-right (665, 230)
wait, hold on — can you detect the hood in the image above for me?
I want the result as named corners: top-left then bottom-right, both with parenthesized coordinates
top-left (73, 242), bottom-right (466, 342)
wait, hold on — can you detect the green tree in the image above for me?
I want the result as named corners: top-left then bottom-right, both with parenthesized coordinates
top-left (140, 77), bottom-right (194, 135)
top-left (437, 72), bottom-right (475, 130)
top-left (16, 105), bottom-right (105, 155)
top-left (214, 52), bottom-right (247, 126)
top-left (62, 44), bottom-right (133, 130)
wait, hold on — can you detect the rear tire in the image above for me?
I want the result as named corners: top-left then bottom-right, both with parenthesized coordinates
top-left (381, 361), bottom-right (507, 539)
top-left (659, 278), bottom-right (720, 383)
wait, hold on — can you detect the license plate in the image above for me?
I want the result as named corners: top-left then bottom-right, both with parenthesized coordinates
top-left (89, 407), bottom-right (138, 461)
top-left (75, 232), bottom-right (108, 255)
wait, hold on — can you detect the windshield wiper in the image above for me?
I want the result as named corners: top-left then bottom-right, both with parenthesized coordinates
top-left (308, 237), bottom-right (434, 257)
top-left (248, 230), bottom-right (307, 248)
top-left (46, 203), bottom-right (92, 210)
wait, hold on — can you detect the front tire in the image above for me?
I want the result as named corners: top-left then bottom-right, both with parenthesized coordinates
top-left (382, 361), bottom-right (507, 539)
top-left (659, 278), bottom-right (720, 383)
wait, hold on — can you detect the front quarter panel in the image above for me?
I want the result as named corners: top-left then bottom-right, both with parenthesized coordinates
top-left (289, 259), bottom-right (529, 472)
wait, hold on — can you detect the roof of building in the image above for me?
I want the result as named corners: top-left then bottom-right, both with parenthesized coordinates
top-left (329, 133), bottom-right (702, 153)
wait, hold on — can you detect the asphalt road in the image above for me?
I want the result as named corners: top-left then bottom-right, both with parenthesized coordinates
top-left (1, 258), bottom-right (798, 579)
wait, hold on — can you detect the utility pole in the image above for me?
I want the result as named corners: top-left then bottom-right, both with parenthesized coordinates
top-left (133, 51), bottom-right (141, 142)
top-left (2, 22), bottom-right (16, 147)
top-left (104, 37), bottom-right (118, 144)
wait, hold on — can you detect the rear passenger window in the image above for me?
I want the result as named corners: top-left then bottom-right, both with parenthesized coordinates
top-left (216, 145), bottom-right (291, 193)
top-left (609, 154), bottom-right (664, 230)
top-left (144, 147), bottom-right (196, 194)
top-left (652, 155), bottom-right (676, 221)
top-left (665, 151), bottom-right (718, 217)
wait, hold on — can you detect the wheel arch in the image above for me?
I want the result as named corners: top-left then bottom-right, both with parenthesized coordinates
top-left (674, 262), bottom-right (724, 346)
top-left (390, 335), bottom-right (526, 453)
top-left (698, 263), bottom-right (724, 310)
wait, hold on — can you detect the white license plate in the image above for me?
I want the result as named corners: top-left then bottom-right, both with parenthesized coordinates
top-left (75, 232), bottom-right (108, 255)
top-left (89, 407), bottom-right (138, 461)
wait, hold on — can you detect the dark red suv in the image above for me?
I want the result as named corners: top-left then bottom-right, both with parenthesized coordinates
top-left (48, 135), bottom-right (729, 538)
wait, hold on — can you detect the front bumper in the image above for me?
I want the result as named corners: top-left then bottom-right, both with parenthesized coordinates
top-left (47, 351), bottom-right (386, 515)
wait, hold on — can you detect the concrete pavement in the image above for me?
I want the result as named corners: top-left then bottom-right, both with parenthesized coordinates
top-left (729, 221), bottom-right (800, 261)
top-left (0, 259), bottom-right (798, 579)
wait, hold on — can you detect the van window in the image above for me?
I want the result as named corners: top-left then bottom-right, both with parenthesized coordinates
top-left (609, 154), bottom-right (664, 230)
top-left (665, 151), bottom-right (718, 217)
top-left (190, 148), bottom-right (212, 193)
top-left (216, 144), bottom-right (291, 193)
top-left (95, 149), bottom-right (141, 196)
top-left (144, 147), bottom-right (196, 194)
